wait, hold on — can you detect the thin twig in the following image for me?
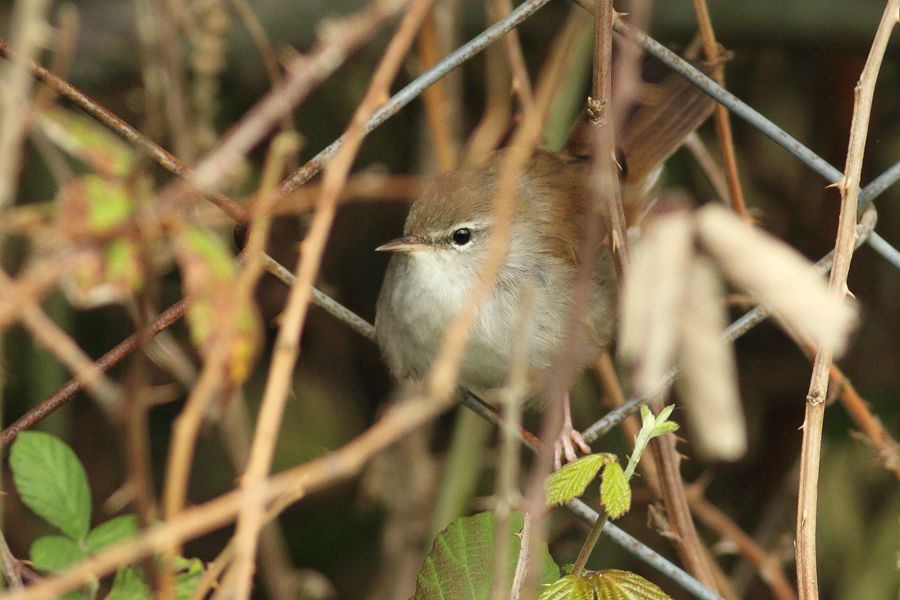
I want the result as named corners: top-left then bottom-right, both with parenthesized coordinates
top-left (687, 489), bottom-right (797, 600)
top-left (214, 133), bottom-right (300, 600)
top-left (226, 2), bottom-right (428, 597)
top-left (796, 4), bottom-right (898, 598)
top-left (0, 269), bottom-right (122, 414)
top-left (691, 0), bottom-right (749, 219)
top-left (0, 0), bottom-right (50, 208)
top-left (684, 132), bottom-right (732, 206)
top-left (417, 8), bottom-right (459, 171)
top-left (228, 0), bottom-right (296, 137)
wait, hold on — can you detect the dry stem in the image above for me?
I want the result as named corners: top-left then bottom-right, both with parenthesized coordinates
top-left (691, 0), bottom-right (749, 219)
top-left (796, 3), bottom-right (898, 598)
top-left (225, 2), bottom-right (429, 597)
top-left (687, 489), bottom-right (796, 600)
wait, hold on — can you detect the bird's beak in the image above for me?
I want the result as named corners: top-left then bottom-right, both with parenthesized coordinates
top-left (376, 235), bottom-right (427, 253)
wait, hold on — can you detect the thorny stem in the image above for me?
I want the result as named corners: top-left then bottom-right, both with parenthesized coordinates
top-left (796, 2), bottom-right (898, 598)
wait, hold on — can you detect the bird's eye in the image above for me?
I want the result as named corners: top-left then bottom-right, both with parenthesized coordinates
top-left (451, 228), bottom-right (472, 246)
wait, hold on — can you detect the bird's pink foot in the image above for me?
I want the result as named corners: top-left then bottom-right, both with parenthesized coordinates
top-left (553, 395), bottom-right (592, 469)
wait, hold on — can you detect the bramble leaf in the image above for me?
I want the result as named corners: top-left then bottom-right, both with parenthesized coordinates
top-left (86, 514), bottom-right (139, 555)
top-left (538, 569), bottom-right (672, 600)
top-left (107, 567), bottom-right (151, 600)
top-left (29, 536), bottom-right (87, 573)
top-left (546, 454), bottom-right (612, 506)
top-left (414, 512), bottom-right (558, 599)
top-left (600, 460), bottom-right (631, 519)
top-left (10, 432), bottom-right (91, 540)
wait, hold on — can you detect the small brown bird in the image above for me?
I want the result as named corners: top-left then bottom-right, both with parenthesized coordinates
top-left (375, 71), bottom-right (714, 466)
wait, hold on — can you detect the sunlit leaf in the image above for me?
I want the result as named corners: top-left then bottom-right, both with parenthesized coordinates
top-left (414, 512), bottom-right (558, 599)
top-left (538, 570), bottom-right (672, 600)
top-left (29, 536), bottom-right (87, 573)
top-left (10, 432), bottom-right (91, 540)
top-left (625, 406), bottom-right (679, 481)
top-left (546, 454), bottom-right (612, 506)
top-left (600, 460), bottom-right (631, 519)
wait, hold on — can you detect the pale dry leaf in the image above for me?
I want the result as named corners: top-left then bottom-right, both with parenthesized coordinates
top-left (696, 205), bottom-right (857, 355)
top-left (619, 209), bottom-right (694, 396)
top-left (675, 257), bottom-right (747, 462)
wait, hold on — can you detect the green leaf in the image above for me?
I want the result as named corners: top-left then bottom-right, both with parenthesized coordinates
top-left (546, 454), bottom-right (611, 506)
top-left (29, 536), bottom-right (87, 572)
top-left (107, 567), bottom-right (151, 600)
top-left (600, 461), bottom-right (631, 519)
top-left (36, 107), bottom-right (136, 178)
top-left (174, 557), bottom-right (205, 600)
top-left (10, 432), bottom-right (92, 539)
top-left (414, 512), bottom-right (558, 599)
top-left (105, 238), bottom-right (144, 294)
top-left (84, 175), bottom-right (133, 232)
top-left (85, 515), bottom-right (139, 555)
top-left (538, 569), bottom-right (672, 600)
top-left (626, 405), bottom-right (679, 481)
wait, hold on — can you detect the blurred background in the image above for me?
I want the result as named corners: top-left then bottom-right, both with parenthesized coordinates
top-left (1, 0), bottom-right (898, 598)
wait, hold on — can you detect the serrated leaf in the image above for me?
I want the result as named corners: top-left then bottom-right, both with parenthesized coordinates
top-left (107, 567), bottom-right (151, 600)
top-left (546, 454), bottom-right (610, 506)
top-left (29, 536), bottom-right (87, 572)
top-left (10, 432), bottom-right (92, 540)
top-left (538, 570), bottom-right (672, 600)
top-left (414, 512), bottom-right (558, 599)
top-left (85, 515), bottom-right (139, 555)
top-left (600, 461), bottom-right (631, 519)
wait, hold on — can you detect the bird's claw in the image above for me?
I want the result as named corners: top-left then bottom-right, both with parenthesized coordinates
top-left (553, 424), bottom-right (592, 470)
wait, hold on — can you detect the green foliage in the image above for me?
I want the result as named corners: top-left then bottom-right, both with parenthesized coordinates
top-left (9, 432), bottom-right (204, 599)
top-left (599, 460), bottom-right (630, 519)
top-left (29, 536), bottom-right (87, 573)
top-left (545, 453), bottom-right (613, 507)
top-left (36, 107), bottom-right (136, 178)
top-left (624, 405), bottom-right (679, 481)
top-left (536, 406), bottom-right (681, 597)
top-left (414, 512), bottom-right (559, 599)
top-left (85, 515), bottom-right (140, 555)
top-left (10, 432), bottom-right (91, 540)
top-left (106, 567), bottom-right (151, 600)
top-left (83, 175), bottom-right (133, 233)
top-left (537, 569), bottom-right (672, 600)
